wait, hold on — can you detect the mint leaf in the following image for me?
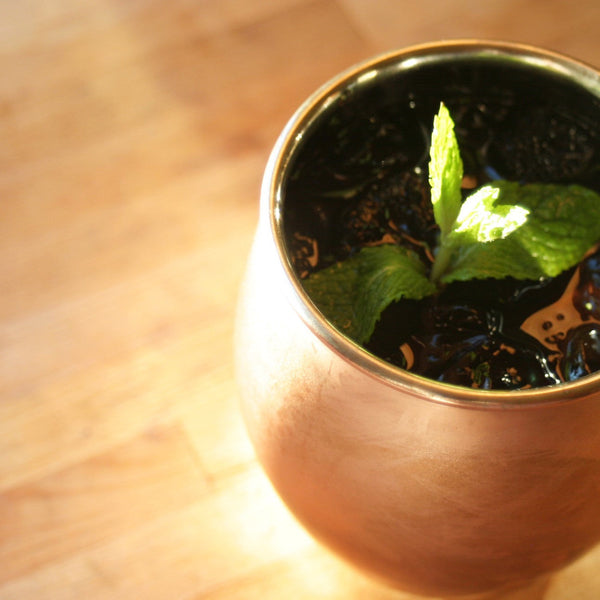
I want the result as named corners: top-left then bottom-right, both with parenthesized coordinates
top-left (441, 181), bottom-right (600, 282)
top-left (452, 184), bottom-right (530, 242)
top-left (302, 245), bottom-right (436, 344)
top-left (429, 103), bottom-right (463, 239)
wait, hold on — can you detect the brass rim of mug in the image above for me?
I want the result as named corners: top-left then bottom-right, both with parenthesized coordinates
top-left (262, 39), bottom-right (600, 409)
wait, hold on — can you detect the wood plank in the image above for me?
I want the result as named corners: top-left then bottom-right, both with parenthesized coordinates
top-left (339, 0), bottom-right (600, 65)
top-left (0, 467), bottom-right (315, 599)
top-left (196, 547), bottom-right (408, 600)
top-left (0, 328), bottom-right (212, 491)
top-left (0, 423), bottom-right (209, 584)
top-left (180, 363), bottom-right (257, 479)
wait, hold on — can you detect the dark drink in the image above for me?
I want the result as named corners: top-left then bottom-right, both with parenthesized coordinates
top-left (284, 59), bottom-right (600, 389)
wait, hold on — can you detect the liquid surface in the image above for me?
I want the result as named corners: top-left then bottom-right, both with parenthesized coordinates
top-left (284, 60), bottom-right (600, 389)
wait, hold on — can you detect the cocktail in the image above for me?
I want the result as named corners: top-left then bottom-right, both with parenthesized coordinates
top-left (235, 41), bottom-right (600, 598)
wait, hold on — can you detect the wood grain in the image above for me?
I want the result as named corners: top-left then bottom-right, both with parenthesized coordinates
top-left (1, 1), bottom-right (599, 598)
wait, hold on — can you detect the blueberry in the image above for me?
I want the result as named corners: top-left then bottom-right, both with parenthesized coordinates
top-left (438, 338), bottom-right (558, 390)
top-left (487, 105), bottom-right (595, 182)
top-left (338, 196), bottom-right (390, 250)
top-left (574, 251), bottom-right (600, 320)
top-left (560, 324), bottom-right (600, 382)
top-left (336, 172), bottom-right (434, 261)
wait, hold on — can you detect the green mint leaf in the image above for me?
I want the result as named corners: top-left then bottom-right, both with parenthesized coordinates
top-left (453, 184), bottom-right (530, 242)
top-left (440, 181), bottom-right (600, 283)
top-left (302, 245), bottom-right (436, 344)
top-left (429, 103), bottom-right (463, 239)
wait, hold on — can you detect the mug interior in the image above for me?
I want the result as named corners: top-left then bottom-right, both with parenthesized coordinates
top-left (266, 41), bottom-right (600, 407)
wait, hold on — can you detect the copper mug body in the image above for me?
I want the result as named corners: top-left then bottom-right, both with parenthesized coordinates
top-left (235, 41), bottom-right (600, 598)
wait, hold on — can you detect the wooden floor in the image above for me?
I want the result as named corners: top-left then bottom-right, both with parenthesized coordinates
top-left (1, 1), bottom-right (600, 598)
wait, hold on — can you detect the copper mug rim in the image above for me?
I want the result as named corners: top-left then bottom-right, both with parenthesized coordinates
top-left (261, 39), bottom-right (600, 410)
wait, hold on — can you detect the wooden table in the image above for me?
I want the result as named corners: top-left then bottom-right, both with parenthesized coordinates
top-left (1, 1), bottom-right (600, 598)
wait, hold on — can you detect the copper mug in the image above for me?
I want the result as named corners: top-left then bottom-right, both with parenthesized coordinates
top-left (235, 41), bottom-right (600, 598)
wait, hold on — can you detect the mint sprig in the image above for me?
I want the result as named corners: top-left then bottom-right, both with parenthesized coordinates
top-left (301, 103), bottom-right (600, 345)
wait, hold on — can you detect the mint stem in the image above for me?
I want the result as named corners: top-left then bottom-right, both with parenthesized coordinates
top-left (430, 237), bottom-right (452, 284)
